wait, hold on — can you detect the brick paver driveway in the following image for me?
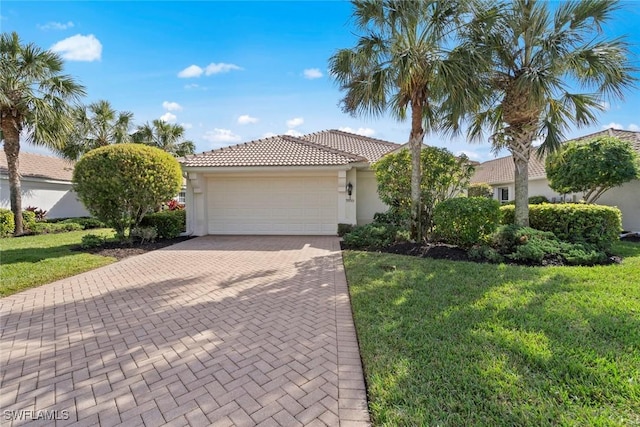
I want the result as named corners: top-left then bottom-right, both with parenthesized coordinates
top-left (1, 236), bottom-right (370, 426)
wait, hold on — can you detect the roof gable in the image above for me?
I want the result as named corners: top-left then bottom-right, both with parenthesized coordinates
top-left (471, 128), bottom-right (640, 185)
top-left (0, 152), bottom-right (75, 182)
top-left (180, 130), bottom-right (400, 168)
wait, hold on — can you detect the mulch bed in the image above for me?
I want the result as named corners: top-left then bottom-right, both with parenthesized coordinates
top-left (79, 236), bottom-right (193, 261)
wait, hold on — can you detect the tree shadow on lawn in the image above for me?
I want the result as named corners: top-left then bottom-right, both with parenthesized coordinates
top-left (0, 247), bottom-right (345, 424)
top-left (344, 252), bottom-right (640, 426)
top-left (0, 244), bottom-right (86, 265)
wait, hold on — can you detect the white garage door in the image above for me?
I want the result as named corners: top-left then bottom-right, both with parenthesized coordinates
top-left (207, 175), bottom-right (338, 235)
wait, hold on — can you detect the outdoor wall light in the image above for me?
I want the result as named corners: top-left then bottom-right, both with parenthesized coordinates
top-left (346, 182), bottom-right (353, 197)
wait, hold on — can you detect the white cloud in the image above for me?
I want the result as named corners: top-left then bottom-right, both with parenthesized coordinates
top-left (602, 122), bottom-right (623, 130)
top-left (286, 117), bottom-right (304, 128)
top-left (629, 124), bottom-right (640, 132)
top-left (181, 123), bottom-right (193, 130)
top-left (303, 68), bottom-right (323, 79)
top-left (285, 129), bottom-right (303, 137)
top-left (50, 34), bottom-right (102, 61)
top-left (456, 150), bottom-right (481, 160)
top-left (38, 21), bottom-right (74, 30)
top-left (262, 132), bottom-right (277, 138)
top-left (338, 126), bottom-right (376, 137)
top-left (162, 101), bottom-right (183, 111)
top-left (237, 115), bottom-right (258, 125)
top-left (159, 112), bottom-right (177, 123)
top-left (599, 101), bottom-right (611, 111)
top-left (203, 128), bottom-right (241, 143)
top-left (178, 65), bottom-right (204, 78)
top-left (205, 62), bottom-right (242, 75)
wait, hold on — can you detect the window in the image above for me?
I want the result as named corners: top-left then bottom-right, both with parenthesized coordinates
top-left (177, 191), bottom-right (186, 203)
top-left (498, 187), bottom-right (509, 202)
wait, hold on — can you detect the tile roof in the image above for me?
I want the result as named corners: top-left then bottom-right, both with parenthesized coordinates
top-left (0, 151), bottom-right (75, 182)
top-left (471, 128), bottom-right (640, 184)
top-left (301, 130), bottom-right (400, 163)
top-left (180, 130), bottom-right (400, 168)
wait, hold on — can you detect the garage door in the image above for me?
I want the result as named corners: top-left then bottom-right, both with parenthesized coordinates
top-left (207, 175), bottom-right (338, 235)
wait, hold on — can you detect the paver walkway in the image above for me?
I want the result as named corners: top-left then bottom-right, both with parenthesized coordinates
top-left (0, 236), bottom-right (370, 426)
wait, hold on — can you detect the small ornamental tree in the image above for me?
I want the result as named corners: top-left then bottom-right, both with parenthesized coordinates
top-left (374, 147), bottom-right (474, 238)
top-left (73, 144), bottom-right (182, 240)
top-left (468, 183), bottom-right (493, 198)
top-left (546, 136), bottom-right (640, 203)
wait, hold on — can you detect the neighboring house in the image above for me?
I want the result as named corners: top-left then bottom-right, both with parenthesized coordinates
top-left (0, 152), bottom-right (90, 218)
top-left (471, 128), bottom-right (640, 231)
top-left (179, 129), bottom-right (400, 236)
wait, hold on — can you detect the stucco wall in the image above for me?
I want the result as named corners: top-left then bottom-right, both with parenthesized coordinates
top-left (596, 180), bottom-right (640, 232)
top-left (0, 177), bottom-right (89, 218)
top-left (356, 170), bottom-right (387, 225)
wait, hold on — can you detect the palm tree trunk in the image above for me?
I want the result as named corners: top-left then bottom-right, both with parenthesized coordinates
top-left (2, 119), bottom-right (23, 235)
top-left (409, 100), bottom-right (424, 241)
top-left (511, 145), bottom-right (530, 227)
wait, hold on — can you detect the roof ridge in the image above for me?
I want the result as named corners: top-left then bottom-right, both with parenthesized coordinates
top-left (280, 135), bottom-right (367, 162)
top-left (186, 135), bottom-right (278, 159)
top-left (325, 129), bottom-right (400, 147)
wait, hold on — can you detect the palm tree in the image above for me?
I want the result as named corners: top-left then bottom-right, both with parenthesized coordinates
top-left (329, 0), bottom-right (484, 240)
top-left (60, 100), bottom-right (134, 160)
top-left (132, 119), bottom-right (195, 157)
top-left (0, 32), bottom-right (85, 235)
top-left (467, 0), bottom-right (636, 226)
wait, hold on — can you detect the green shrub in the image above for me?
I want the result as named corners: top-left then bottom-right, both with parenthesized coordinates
top-left (527, 195), bottom-right (549, 205)
top-left (337, 223), bottom-right (354, 237)
top-left (140, 210), bottom-right (185, 239)
top-left (29, 222), bottom-right (83, 235)
top-left (60, 217), bottom-right (106, 229)
top-left (0, 209), bottom-right (14, 237)
top-left (81, 233), bottom-right (106, 249)
top-left (468, 245), bottom-right (505, 263)
top-left (467, 183), bottom-right (493, 198)
top-left (343, 223), bottom-right (399, 248)
top-left (22, 210), bottom-right (36, 231)
top-left (487, 225), bottom-right (607, 266)
top-left (500, 204), bottom-right (621, 250)
top-left (433, 197), bottom-right (501, 248)
top-left (373, 209), bottom-right (410, 227)
top-left (130, 226), bottom-right (158, 243)
top-left (73, 144), bottom-right (182, 240)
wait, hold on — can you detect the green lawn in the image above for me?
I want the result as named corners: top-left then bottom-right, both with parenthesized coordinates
top-left (343, 242), bottom-right (640, 426)
top-left (0, 229), bottom-right (117, 297)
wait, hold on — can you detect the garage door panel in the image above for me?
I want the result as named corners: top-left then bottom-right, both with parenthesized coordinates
top-left (207, 176), bottom-right (338, 235)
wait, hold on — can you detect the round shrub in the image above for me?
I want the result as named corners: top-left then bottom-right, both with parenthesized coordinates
top-left (73, 144), bottom-right (182, 240)
top-left (0, 208), bottom-right (15, 237)
top-left (22, 210), bottom-right (36, 231)
top-left (433, 197), bottom-right (501, 248)
top-left (467, 183), bottom-right (493, 198)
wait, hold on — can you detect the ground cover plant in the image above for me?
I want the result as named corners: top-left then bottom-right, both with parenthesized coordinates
top-left (343, 241), bottom-right (640, 426)
top-left (0, 229), bottom-right (116, 297)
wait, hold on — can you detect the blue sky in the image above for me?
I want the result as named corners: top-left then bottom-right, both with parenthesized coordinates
top-left (2, 1), bottom-right (640, 161)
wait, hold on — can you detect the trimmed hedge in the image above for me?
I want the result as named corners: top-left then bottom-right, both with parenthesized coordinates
top-left (500, 204), bottom-right (621, 250)
top-left (22, 210), bottom-right (36, 231)
top-left (343, 223), bottom-right (409, 248)
top-left (140, 210), bottom-right (186, 239)
top-left (29, 222), bottom-right (84, 235)
top-left (433, 197), bottom-right (501, 248)
top-left (0, 209), bottom-right (14, 237)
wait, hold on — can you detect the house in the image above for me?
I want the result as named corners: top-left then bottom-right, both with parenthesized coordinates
top-left (0, 151), bottom-right (90, 218)
top-left (471, 128), bottom-right (640, 231)
top-left (179, 130), bottom-right (400, 235)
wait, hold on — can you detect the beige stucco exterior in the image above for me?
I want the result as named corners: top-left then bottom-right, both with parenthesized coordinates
top-left (184, 166), bottom-right (388, 236)
top-left (0, 176), bottom-right (89, 219)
